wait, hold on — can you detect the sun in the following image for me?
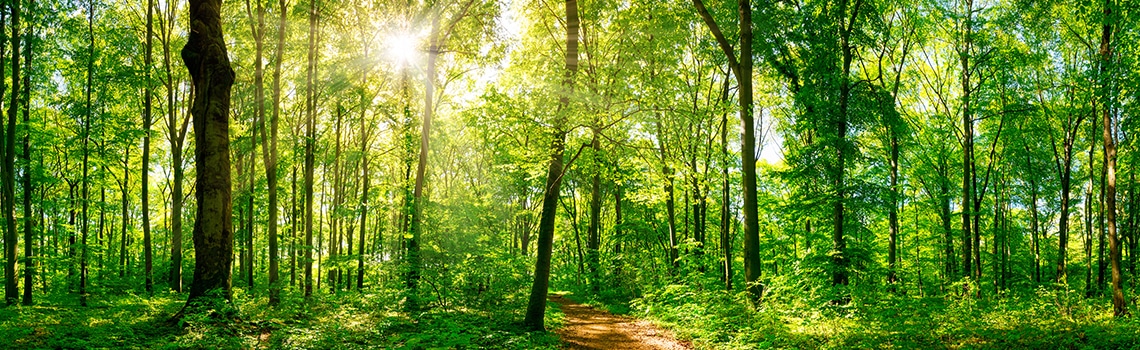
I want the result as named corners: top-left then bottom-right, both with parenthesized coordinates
top-left (385, 32), bottom-right (421, 67)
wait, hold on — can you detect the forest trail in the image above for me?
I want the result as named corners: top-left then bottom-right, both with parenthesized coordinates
top-left (551, 294), bottom-right (690, 350)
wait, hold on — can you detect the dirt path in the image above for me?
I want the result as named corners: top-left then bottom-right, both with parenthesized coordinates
top-left (550, 294), bottom-right (691, 350)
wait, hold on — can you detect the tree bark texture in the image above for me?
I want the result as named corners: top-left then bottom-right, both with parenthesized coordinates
top-left (182, 0), bottom-right (236, 304)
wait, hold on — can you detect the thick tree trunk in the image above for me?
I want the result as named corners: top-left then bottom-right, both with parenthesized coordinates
top-left (182, 0), bottom-right (236, 306)
top-left (523, 0), bottom-right (578, 331)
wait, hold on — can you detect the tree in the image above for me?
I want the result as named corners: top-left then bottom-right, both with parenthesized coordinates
top-left (21, 0), bottom-right (35, 306)
top-left (302, 0), bottom-right (319, 299)
top-left (523, 0), bottom-right (579, 331)
top-left (3, 0), bottom-right (21, 306)
top-left (142, 0), bottom-right (155, 295)
top-left (157, 0), bottom-right (190, 293)
top-left (1097, 0), bottom-right (1127, 317)
top-left (181, 0), bottom-right (236, 307)
top-left (244, 0), bottom-right (280, 305)
top-left (267, 0), bottom-right (288, 302)
top-left (691, 0), bottom-right (760, 301)
top-left (79, 0), bottom-right (91, 307)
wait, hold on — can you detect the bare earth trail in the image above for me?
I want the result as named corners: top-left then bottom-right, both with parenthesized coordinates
top-left (550, 294), bottom-right (691, 350)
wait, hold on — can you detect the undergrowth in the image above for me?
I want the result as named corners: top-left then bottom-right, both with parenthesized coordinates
top-left (629, 281), bottom-right (1140, 349)
top-left (0, 287), bottom-right (560, 349)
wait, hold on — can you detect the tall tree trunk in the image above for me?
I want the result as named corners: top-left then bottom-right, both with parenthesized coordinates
top-left (119, 180), bottom-right (128, 278)
top-left (959, 0), bottom-right (975, 286)
top-left (1050, 89), bottom-right (1085, 286)
top-left (523, 0), bottom-right (578, 331)
top-left (720, 89), bottom-right (732, 291)
top-left (1099, 157), bottom-right (1107, 292)
top-left (357, 125), bottom-right (369, 290)
top-left (243, 145), bottom-right (254, 288)
top-left (181, 0), bottom-right (236, 307)
top-left (0, 3), bottom-right (8, 307)
top-left (120, 151), bottom-right (130, 283)
top-left (1027, 146), bottom-right (1041, 284)
top-left (3, 0), bottom-right (20, 306)
top-left (79, 0), bottom-right (91, 307)
top-left (656, 121), bottom-right (679, 274)
top-left (161, 0), bottom-right (188, 294)
top-left (692, 0), bottom-right (759, 301)
top-left (888, 116), bottom-right (900, 291)
top-left (291, 165), bottom-right (297, 287)
top-left (994, 182), bottom-right (1003, 293)
top-left (354, 30), bottom-right (369, 290)
top-left (302, 0), bottom-right (319, 298)
top-left (142, 0), bottom-right (155, 295)
top-left (247, 0), bottom-right (281, 305)
top-left (587, 129), bottom-right (601, 293)
top-left (939, 156), bottom-right (953, 281)
top-left (1098, 0), bottom-right (1127, 316)
top-left (1087, 136), bottom-right (1097, 296)
top-left (330, 106), bottom-right (343, 294)
top-left (68, 183), bottom-right (76, 284)
top-left (405, 8), bottom-right (445, 309)
top-left (833, 0), bottom-right (863, 288)
top-left (614, 185), bottom-right (623, 277)
top-left (1057, 136), bottom-right (1076, 284)
top-left (21, 4), bottom-right (34, 305)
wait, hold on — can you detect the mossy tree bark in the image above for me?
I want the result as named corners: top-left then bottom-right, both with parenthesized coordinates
top-left (182, 0), bottom-right (236, 306)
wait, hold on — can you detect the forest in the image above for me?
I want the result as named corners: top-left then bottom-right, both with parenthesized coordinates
top-left (1, 0), bottom-right (1140, 348)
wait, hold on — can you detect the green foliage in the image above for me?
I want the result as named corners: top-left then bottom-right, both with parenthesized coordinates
top-left (630, 281), bottom-right (1140, 349)
top-left (0, 284), bottom-right (561, 349)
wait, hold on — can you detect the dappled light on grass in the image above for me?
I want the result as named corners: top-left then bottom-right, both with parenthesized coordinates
top-left (629, 283), bottom-right (1140, 349)
top-left (0, 293), bottom-right (184, 349)
top-left (0, 285), bottom-right (562, 349)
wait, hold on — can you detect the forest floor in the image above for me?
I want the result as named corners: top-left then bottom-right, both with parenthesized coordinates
top-left (0, 289), bottom-right (564, 349)
top-left (551, 293), bottom-right (690, 350)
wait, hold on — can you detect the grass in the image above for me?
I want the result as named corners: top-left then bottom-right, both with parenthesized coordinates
top-left (627, 283), bottom-right (1140, 349)
top-left (0, 287), bottom-right (562, 349)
